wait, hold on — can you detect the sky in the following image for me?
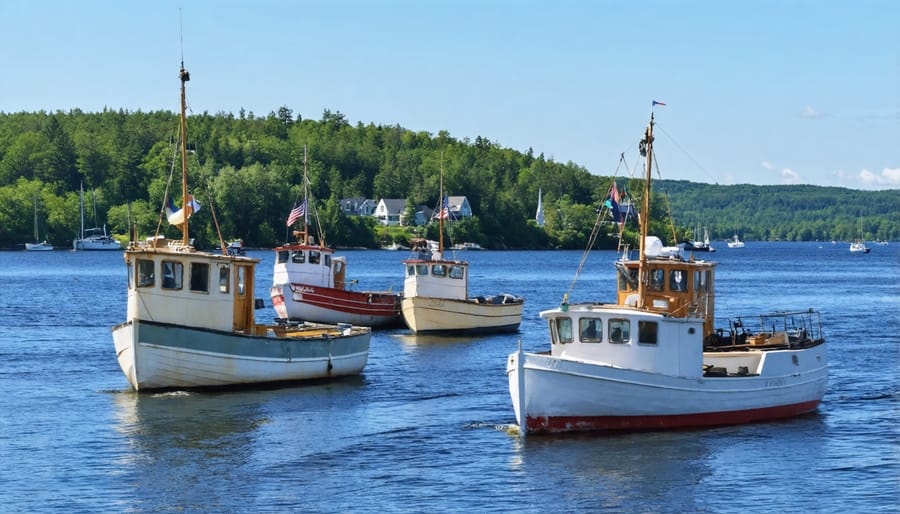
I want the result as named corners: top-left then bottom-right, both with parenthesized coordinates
top-left (2, 0), bottom-right (898, 190)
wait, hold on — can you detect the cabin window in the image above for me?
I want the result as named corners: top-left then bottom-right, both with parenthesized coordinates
top-left (137, 259), bottom-right (155, 288)
top-left (291, 250), bottom-right (305, 264)
top-left (556, 317), bottom-right (573, 344)
top-left (236, 266), bottom-right (246, 295)
top-left (694, 270), bottom-right (710, 292)
top-left (608, 318), bottom-right (631, 344)
top-left (669, 269), bottom-right (687, 292)
top-left (161, 261), bottom-right (183, 290)
top-left (649, 269), bottom-right (665, 291)
top-left (219, 265), bottom-right (230, 293)
top-left (277, 250), bottom-right (289, 263)
top-left (309, 251), bottom-right (320, 264)
top-left (324, 254), bottom-right (331, 268)
top-left (449, 265), bottom-right (465, 279)
top-left (638, 321), bottom-right (658, 344)
top-left (334, 261), bottom-right (343, 274)
top-left (579, 318), bottom-right (603, 343)
top-left (416, 264), bottom-right (429, 276)
top-left (190, 262), bottom-right (209, 293)
top-left (618, 268), bottom-right (638, 291)
top-left (705, 271), bottom-right (712, 291)
top-left (432, 264), bottom-right (446, 277)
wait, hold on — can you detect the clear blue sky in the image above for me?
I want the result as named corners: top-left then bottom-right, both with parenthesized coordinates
top-left (2, 0), bottom-right (897, 190)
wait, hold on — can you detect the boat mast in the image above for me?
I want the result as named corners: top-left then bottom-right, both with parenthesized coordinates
top-left (303, 146), bottom-right (309, 245)
top-left (637, 113), bottom-right (655, 309)
top-left (179, 61), bottom-right (190, 246)
top-left (438, 152), bottom-right (444, 255)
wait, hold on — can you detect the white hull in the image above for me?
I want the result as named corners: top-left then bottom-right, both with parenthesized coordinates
top-left (507, 346), bottom-right (827, 433)
top-left (113, 319), bottom-right (370, 390)
top-left (401, 295), bottom-right (522, 334)
top-left (74, 237), bottom-right (121, 251)
top-left (25, 242), bottom-right (54, 251)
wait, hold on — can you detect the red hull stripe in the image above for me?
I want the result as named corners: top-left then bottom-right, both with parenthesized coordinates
top-left (526, 400), bottom-right (821, 434)
top-left (290, 284), bottom-right (400, 317)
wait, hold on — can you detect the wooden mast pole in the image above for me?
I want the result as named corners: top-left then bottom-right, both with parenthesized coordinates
top-left (438, 151), bottom-right (444, 255)
top-left (638, 113), bottom-right (654, 309)
top-left (179, 63), bottom-right (190, 245)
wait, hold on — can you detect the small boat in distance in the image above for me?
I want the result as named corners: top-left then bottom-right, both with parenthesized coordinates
top-left (850, 215), bottom-right (870, 253)
top-left (270, 147), bottom-right (402, 328)
top-left (850, 241), bottom-right (870, 253)
top-left (400, 156), bottom-right (523, 335)
top-left (451, 242), bottom-right (484, 251)
top-left (25, 197), bottom-right (53, 251)
top-left (73, 183), bottom-right (122, 251)
top-left (680, 225), bottom-right (715, 252)
top-left (112, 59), bottom-right (371, 391)
top-left (727, 234), bottom-right (744, 248)
top-left (226, 239), bottom-right (245, 255)
top-left (507, 108), bottom-right (827, 435)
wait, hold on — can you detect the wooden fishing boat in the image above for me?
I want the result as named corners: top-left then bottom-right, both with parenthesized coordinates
top-left (400, 157), bottom-right (523, 335)
top-left (112, 58), bottom-right (371, 391)
top-left (507, 107), bottom-right (827, 434)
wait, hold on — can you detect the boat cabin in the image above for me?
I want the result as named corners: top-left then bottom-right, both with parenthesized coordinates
top-left (616, 252), bottom-right (717, 339)
top-left (542, 304), bottom-right (706, 378)
top-left (124, 238), bottom-right (261, 334)
top-left (273, 243), bottom-right (347, 290)
top-left (403, 257), bottom-right (469, 300)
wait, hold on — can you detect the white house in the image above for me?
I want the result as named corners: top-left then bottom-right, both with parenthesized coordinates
top-left (374, 198), bottom-right (407, 226)
top-left (447, 196), bottom-right (473, 219)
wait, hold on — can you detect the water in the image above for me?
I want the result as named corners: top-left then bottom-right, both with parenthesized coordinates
top-left (1, 242), bottom-right (897, 512)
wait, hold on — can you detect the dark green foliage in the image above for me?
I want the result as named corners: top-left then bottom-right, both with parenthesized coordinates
top-left (0, 109), bottom-right (897, 249)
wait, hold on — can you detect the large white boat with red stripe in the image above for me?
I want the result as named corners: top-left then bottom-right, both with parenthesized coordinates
top-left (507, 109), bottom-right (827, 435)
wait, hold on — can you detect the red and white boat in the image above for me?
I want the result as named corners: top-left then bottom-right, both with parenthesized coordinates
top-left (270, 149), bottom-right (401, 328)
top-left (507, 109), bottom-right (827, 435)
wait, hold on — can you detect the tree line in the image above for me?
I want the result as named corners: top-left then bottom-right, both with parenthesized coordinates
top-left (0, 108), bottom-right (897, 250)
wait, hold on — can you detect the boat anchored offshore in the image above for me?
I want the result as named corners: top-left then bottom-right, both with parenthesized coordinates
top-left (507, 107), bottom-right (827, 435)
top-left (400, 156), bottom-right (523, 334)
top-left (111, 59), bottom-right (371, 391)
top-left (270, 147), bottom-right (402, 328)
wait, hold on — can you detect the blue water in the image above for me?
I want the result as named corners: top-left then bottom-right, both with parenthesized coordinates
top-left (1, 242), bottom-right (897, 512)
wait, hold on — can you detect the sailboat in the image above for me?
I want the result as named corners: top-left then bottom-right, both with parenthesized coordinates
top-left (681, 224), bottom-right (715, 252)
top-left (111, 58), bottom-right (371, 391)
top-left (507, 108), bottom-right (827, 435)
top-left (850, 215), bottom-right (870, 253)
top-left (727, 234), bottom-right (745, 248)
top-left (25, 198), bottom-right (54, 251)
top-left (73, 183), bottom-right (122, 251)
top-left (270, 147), bottom-right (403, 328)
top-left (400, 156), bottom-right (524, 334)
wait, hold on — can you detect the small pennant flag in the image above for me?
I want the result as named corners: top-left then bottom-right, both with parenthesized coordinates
top-left (652, 100), bottom-right (666, 106)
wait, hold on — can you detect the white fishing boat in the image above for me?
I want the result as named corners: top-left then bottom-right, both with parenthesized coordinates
top-left (451, 242), bottom-right (484, 251)
top-left (401, 157), bottom-right (523, 334)
top-left (727, 234), bottom-right (744, 248)
top-left (507, 109), bottom-right (827, 435)
top-left (112, 59), bottom-right (371, 391)
top-left (226, 239), bottom-right (245, 255)
top-left (25, 197), bottom-right (54, 251)
top-left (269, 148), bottom-right (402, 329)
top-left (73, 183), bottom-right (122, 251)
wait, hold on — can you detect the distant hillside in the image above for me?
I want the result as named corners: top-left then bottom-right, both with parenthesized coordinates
top-left (654, 180), bottom-right (900, 242)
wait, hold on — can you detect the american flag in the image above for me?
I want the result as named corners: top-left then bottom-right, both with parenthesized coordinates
top-left (286, 200), bottom-right (306, 227)
top-left (437, 195), bottom-right (450, 220)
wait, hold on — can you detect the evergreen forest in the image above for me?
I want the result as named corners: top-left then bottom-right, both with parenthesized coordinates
top-left (1, 108), bottom-right (897, 250)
